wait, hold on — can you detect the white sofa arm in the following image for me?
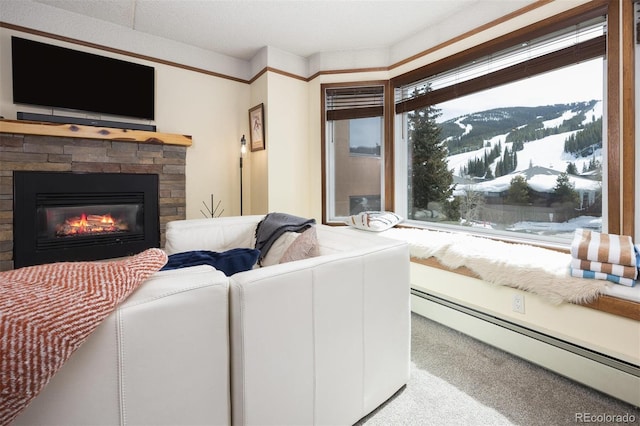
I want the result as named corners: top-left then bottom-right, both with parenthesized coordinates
top-left (13, 265), bottom-right (231, 426)
top-left (229, 227), bottom-right (410, 426)
top-left (164, 216), bottom-right (265, 254)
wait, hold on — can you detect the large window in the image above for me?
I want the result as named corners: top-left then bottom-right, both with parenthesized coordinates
top-left (323, 84), bottom-right (386, 222)
top-left (392, 11), bottom-right (608, 244)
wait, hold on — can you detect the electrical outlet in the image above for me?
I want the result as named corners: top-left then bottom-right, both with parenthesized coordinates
top-left (512, 294), bottom-right (525, 314)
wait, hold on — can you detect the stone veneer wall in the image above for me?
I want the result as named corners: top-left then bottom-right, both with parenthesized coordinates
top-left (0, 132), bottom-right (186, 271)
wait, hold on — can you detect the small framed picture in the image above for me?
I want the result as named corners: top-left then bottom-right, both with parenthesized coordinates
top-left (248, 103), bottom-right (265, 151)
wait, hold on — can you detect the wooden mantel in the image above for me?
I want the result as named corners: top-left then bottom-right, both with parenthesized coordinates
top-left (0, 119), bottom-right (192, 146)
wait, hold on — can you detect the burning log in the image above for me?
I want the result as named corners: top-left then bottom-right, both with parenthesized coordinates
top-left (55, 213), bottom-right (129, 237)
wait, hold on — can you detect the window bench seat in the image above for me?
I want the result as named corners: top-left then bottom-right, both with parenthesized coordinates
top-left (411, 256), bottom-right (640, 321)
top-left (378, 226), bottom-right (639, 320)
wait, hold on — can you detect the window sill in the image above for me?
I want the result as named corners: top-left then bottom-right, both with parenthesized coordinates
top-left (398, 222), bottom-right (572, 253)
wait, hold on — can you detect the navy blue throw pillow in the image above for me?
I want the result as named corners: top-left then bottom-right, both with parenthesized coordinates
top-left (161, 248), bottom-right (260, 276)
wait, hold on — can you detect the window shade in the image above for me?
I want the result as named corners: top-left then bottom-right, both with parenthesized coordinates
top-left (395, 17), bottom-right (606, 114)
top-left (326, 86), bottom-right (384, 121)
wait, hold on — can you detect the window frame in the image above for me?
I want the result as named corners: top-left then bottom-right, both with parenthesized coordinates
top-left (321, 80), bottom-right (393, 224)
top-left (319, 1), bottom-right (633, 241)
top-left (388, 0), bottom-right (632, 242)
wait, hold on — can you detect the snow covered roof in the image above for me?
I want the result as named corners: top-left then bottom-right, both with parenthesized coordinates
top-left (453, 165), bottom-right (600, 195)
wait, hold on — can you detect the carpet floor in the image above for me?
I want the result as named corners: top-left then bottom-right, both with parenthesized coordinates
top-left (357, 313), bottom-right (639, 426)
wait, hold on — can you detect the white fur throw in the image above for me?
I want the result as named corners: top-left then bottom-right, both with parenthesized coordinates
top-left (381, 227), bottom-right (608, 305)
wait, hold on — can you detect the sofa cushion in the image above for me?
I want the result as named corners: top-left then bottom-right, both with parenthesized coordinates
top-left (346, 211), bottom-right (402, 232)
top-left (280, 226), bottom-right (320, 264)
top-left (162, 248), bottom-right (259, 276)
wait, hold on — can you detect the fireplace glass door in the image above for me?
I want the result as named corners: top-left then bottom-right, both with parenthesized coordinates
top-left (14, 171), bottom-right (159, 267)
top-left (37, 199), bottom-right (144, 249)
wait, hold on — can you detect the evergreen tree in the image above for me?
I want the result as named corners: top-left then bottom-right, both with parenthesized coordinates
top-left (494, 146), bottom-right (517, 177)
top-left (408, 85), bottom-right (454, 215)
top-left (586, 156), bottom-right (601, 173)
top-left (563, 117), bottom-right (602, 156)
top-left (552, 172), bottom-right (580, 205)
top-left (507, 175), bottom-right (530, 205)
top-left (551, 172), bottom-right (580, 222)
top-left (566, 162), bottom-right (578, 175)
top-left (485, 167), bottom-right (494, 180)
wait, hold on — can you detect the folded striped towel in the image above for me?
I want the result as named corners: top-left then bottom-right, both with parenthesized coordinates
top-left (570, 267), bottom-right (636, 287)
top-left (570, 229), bottom-right (636, 267)
top-left (569, 258), bottom-right (638, 280)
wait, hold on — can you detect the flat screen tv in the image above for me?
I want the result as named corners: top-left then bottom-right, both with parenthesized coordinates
top-left (11, 37), bottom-right (155, 121)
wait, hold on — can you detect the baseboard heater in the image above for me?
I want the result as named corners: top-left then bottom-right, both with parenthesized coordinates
top-left (411, 288), bottom-right (640, 405)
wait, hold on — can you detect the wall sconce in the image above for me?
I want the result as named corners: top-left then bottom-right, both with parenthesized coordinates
top-left (240, 135), bottom-right (246, 215)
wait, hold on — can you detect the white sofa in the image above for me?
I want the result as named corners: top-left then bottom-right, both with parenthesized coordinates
top-left (166, 215), bottom-right (411, 426)
top-left (14, 215), bottom-right (410, 426)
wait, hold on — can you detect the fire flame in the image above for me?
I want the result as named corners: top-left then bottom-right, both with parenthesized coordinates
top-left (56, 213), bottom-right (128, 236)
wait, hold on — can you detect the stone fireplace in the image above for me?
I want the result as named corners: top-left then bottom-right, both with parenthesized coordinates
top-left (0, 123), bottom-right (189, 271)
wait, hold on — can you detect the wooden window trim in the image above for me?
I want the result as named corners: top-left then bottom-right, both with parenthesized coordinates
top-left (391, 0), bottom-right (609, 88)
top-left (390, 0), bottom-right (629, 238)
top-left (621, 0), bottom-right (636, 238)
top-left (321, 81), bottom-right (390, 224)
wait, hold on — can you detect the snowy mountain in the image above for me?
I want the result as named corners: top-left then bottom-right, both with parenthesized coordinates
top-left (443, 100), bottom-right (603, 195)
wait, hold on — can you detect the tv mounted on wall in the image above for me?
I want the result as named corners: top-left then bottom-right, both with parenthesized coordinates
top-left (11, 37), bottom-right (155, 121)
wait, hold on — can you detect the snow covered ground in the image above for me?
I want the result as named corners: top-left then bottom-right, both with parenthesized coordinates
top-left (508, 215), bottom-right (602, 238)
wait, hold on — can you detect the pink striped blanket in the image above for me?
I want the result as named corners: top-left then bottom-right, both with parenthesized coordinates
top-left (0, 248), bottom-right (167, 424)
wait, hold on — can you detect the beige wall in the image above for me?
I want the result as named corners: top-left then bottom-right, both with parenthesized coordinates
top-left (264, 73), bottom-right (311, 217)
top-left (248, 74), bottom-right (268, 215)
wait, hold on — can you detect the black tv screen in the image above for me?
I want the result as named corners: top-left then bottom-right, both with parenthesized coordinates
top-left (11, 37), bottom-right (155, 120)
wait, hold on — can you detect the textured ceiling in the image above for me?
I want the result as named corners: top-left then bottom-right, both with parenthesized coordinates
top-left (31, 0), bottom-right (529, 61)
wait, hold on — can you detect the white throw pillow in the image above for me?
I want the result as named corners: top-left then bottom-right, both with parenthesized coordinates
top-left (260, 231), bottom-right (300, 266)
top-left (346, 211), bottom-right (402, 232)
top-left (280, 226), bottom-right (320, 264)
